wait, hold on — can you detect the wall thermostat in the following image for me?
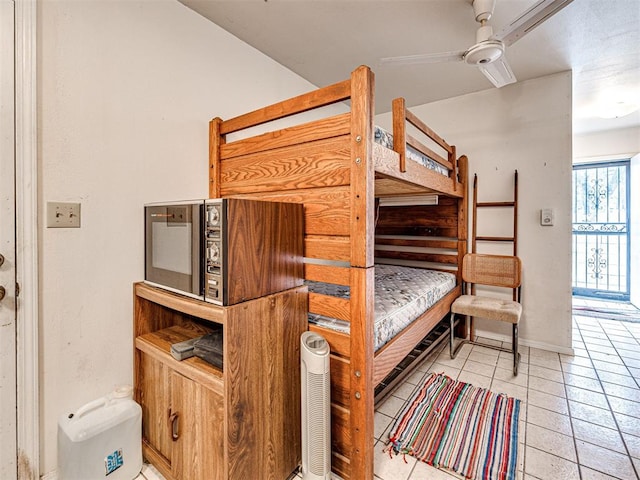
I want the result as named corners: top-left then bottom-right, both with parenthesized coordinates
top-left (541, 208), bottom-right (554, 226)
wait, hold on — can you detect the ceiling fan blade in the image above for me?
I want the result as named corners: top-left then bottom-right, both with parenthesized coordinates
top-left (379, 50), bottom-right (465, 66)
top-left (493, 0), bottom-right (575, 47)
top-left (478, 56), bottom-right (517, 88)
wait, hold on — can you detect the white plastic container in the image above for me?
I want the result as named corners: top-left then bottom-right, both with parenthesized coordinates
top-left (58, 385), bottom-right (142, 480)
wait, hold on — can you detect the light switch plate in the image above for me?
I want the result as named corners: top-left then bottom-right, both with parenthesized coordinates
top-left (540, 208), bottom-right (554, 226)
top-left (47, 202), bottom-right (81, 228)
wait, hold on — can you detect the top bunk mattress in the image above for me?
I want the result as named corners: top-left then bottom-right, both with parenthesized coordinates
top-left (307, 264), bottom-right (456, 351)
top-left (374, 126), bottom-right (449, 176)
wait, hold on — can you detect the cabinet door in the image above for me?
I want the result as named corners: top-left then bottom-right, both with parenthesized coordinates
top-left (139, 353), bottom-right (173, 464)
top-left (171, 371), bottom-right (225, 480)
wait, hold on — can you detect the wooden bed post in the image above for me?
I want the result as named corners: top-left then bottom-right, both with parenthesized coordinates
top-left (209, 117), bottom-right (223, 198)
top-left (348, 65), bottom-right (375, 480)
top-left (392, 98), bottom-right (407, 173)
top-left (457, 155), bottom-right (469, 283)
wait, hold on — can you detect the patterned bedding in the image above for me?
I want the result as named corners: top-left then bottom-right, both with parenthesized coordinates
top-left (307, 264), bottom-right (456, 351)
top-left (374, 126), bottom-right (449, 176)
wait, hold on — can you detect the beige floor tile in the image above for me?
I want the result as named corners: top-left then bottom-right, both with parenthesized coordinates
top-left (526, 404), bottom-right (573, 436)
top-left (526, 423), bottom-right (577, 462)
top-left (597, 370), bottom-right (639, 389)
top-left (614, 411), bottom-right (640, 436)
top-left (576, 440), bottom-right (637, 480)
top-left (467, 350), bottom-right (499, 366)
top-left (529, 364), bottom-right (564, 383)
top-left (580, 465), bottom-right (625, 480)
top-left (462, 359), bottom-right (496, 378)
top-left (524, 446), bottom-right (579, 480)
top-left (601, 381), bottom-right (640, 402)
top-left (491, 379), bottom-right (528, 401)
top-left (562, 362), bottom-right (599, 379)
top-left (427, 362), bottom-right (461, 380)
top-left (569, 400), bottom-right (617, 429)
top-left (621, 431), bottom-right (640, 459)
top-left (565, 385), bottom-right (610, 409)
top-left (608, 395), bottom-right (640, 417)
top-left (493, 365), bottom-right (528, 386)
top-left (529, 355), bottom-right (562, 372)
top-left (528, 375), bottom-right (566, 398)
top-left (562, 372), bottom-right (603, 392)
top-left (571, 417), bottom-right (627, 454)
top-left (377, 395), bottom-right (408, 418)
top-left (528, 389), bottom-right (569, 415)
top-left (375, 412), bottom-right (394, 440)
top-left (592, 359), bottom-right (632, 375)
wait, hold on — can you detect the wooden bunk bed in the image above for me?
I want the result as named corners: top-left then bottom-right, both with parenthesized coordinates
top-left (209, 65), bottom-right (468, 480)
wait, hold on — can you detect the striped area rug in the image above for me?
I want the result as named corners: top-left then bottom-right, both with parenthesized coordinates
top-left (387, 373), bottom-right (521, 480)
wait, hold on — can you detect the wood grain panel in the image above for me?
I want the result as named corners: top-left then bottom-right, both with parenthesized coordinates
top-left (225, 186), bottom-right (351, 236)
top-left (221, 113), bottom-right (350, 159)
top-left (209, 117), bottom-right (223, 198)
top-left (171, 373), bottom-right (225, 480)
top-left (330, 355), bottom-right (351, 408)
top-left (225, 199), bottom-right (304, 305)
top-left (305, 235), bottom-right (350, 262)
top-left (220, 136), bottom-right (351, 195)
top-left (406, 132), bottom-right (450, 170)
top-left (309, 292), bottom-right (350, 321)
top-left (330, 404), bottom-right (351, 461)
top-left (225, 288), bottom-right (307, 480)
top-left (139, 354), bottom-right (172, 464)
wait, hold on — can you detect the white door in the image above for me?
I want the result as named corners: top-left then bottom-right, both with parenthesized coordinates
top-left (0, 0), bottom-right (17, 478)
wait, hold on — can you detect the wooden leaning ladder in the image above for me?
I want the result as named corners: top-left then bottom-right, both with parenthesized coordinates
top-left (469, 170), bottom-right (519, 340)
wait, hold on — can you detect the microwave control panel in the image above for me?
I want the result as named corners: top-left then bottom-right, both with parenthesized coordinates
top-left (204, 199), bottom-right (225, 304)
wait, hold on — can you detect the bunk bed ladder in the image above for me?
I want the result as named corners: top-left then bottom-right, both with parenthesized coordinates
top-left (470, 170), bottom-right (518, 339)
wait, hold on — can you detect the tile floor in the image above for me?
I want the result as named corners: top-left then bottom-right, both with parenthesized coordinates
top-left (141, 300), bottom-right (640, 480)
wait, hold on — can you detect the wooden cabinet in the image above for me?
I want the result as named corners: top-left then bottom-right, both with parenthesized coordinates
top-left (133, 282), bottom-right (308, 480)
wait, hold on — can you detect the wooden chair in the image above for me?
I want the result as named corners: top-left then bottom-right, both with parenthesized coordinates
top-left (450, 253), bottom-right (523, 375)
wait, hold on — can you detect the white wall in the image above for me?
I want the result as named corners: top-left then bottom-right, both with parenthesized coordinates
top-left (574, 126), bottom-right (640, 160)
top-left (377, 72), bottom-right (574, 353)
top-left (38, 0), bottom-right (327, 475)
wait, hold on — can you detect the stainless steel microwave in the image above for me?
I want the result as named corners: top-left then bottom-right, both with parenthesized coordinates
top-left (144, 198), bottom-right (304, 305)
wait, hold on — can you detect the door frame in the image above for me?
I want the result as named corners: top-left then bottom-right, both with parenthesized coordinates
top-left (15, 0), bottom-right (39, 477)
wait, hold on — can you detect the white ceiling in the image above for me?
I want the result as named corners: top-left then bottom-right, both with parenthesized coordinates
top-left (180, 0), bottom-right (640, 135)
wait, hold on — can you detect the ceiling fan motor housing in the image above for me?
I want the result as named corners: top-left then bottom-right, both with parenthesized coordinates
top-left (464, 40), bottom-right (504, 65)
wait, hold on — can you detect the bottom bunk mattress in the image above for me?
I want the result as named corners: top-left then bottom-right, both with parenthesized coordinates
top-left (307, 264), bottom-right (456, 351)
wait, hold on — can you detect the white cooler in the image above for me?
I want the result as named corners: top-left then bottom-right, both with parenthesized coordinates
top-left (58, 386), bottom-right (142, 480)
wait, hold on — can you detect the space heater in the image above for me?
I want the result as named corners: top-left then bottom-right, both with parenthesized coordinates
top-left (300, 331), bottom-right (331, 480)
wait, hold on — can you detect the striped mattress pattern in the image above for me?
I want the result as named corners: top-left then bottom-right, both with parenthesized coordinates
top-left (388, 372), bottom-right (521, 480)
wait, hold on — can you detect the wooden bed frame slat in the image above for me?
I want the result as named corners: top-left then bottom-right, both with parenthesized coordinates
top-left (309, 292), bottom-right (350, 322)
top-left (305, 235), bottom-right (350, 261)
top-left (374, 251), bottom-right (460, 264)
top-left (220, 79), bottom-right (351, 135)
top-left (375, 237), bottom-right (459, 250)
top-left (406, 132), bottom-right (452, 170)
top-left (309, 324), bottom-right (350, 357)
top-left (220, 113), bottom-right (351, 160)
top-left (304, 263), bottom-right (351, 285)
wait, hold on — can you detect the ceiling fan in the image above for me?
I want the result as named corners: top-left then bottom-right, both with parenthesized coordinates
top-left (379, 0), bottom-right (575, 88)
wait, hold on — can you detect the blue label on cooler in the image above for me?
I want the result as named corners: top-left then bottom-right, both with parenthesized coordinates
top-left (105, 448), bottom-right (124, 476)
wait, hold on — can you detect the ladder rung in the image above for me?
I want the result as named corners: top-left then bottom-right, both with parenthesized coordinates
top-left (476, 236), bottom-right (515, 242)
top-left (476, 202), bottom-right (515, 208)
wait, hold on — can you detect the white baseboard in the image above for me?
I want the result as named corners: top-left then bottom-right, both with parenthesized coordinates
top-left (473, 328), bottom-right (575, 356)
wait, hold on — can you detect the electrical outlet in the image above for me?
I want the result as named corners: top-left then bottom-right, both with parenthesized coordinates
top-left (47, 202), bottom-right (81, 228)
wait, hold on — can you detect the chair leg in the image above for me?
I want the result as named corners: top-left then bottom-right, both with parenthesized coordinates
top-left (512, 323), bottom-right (520, 376)
top-left (449, 312), bottom-right (456, 359)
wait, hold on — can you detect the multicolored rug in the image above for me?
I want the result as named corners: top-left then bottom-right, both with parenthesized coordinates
top-left (387, 373), bottom-right (521, 480)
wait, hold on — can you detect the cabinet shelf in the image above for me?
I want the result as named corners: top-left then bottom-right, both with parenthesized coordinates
top-left (136, 325), bottom-right (223, 394)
